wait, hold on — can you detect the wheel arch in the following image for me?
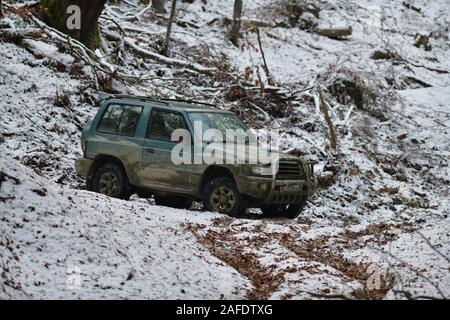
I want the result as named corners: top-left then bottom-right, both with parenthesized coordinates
top-left (199, 165), bottom-right (237, 194)
top-left (88, 154), bottom-right (129, 181)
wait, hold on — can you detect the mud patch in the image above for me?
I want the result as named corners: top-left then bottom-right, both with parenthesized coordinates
top-left (185, 218), bottom-right (416, 299)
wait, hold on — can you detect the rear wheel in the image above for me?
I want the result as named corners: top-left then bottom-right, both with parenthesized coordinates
top-left (260, 199), bottom-right (307, 219)
top-left (92, 162), bottom-right (130, 200)
top-left (86, 179), bottom-right (93, 192)
top-left (202, 176), bottom-right (247, 217)
top-left (154, 195), bottom-right (193, 209)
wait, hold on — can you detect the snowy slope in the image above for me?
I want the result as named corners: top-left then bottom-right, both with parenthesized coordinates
top-left (1, 0), bottom-right (450, 299)
top-left (0, 157), bottom-right (250, 299)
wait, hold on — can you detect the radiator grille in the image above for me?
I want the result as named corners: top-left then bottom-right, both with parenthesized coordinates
top-left (276, 160), bottom-right (305, 180)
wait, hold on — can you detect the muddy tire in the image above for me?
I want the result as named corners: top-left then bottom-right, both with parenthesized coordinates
top-left (154, 195), bottom-right (193, 209)
top-left (92, 162), bottom-right (130, 200)
top-left (86, 178), bottom-right (94, 192)
top-left (260, 199), bottom-right (307, 219)
top-left (202, 176), bottom-right (247, 217)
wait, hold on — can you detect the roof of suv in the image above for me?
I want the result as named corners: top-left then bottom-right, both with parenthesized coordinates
top-left (100, 94), bottom-right (233, 114)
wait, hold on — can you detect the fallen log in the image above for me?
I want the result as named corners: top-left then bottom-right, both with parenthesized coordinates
top-left (371, 50), bottom-right (398, 60)
top-left (314, 26), bottom-right (352, 40)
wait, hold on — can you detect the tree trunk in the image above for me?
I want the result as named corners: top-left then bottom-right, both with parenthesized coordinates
top-left (229, 0), bottom-right (243, 46)
top-left (152, 0), bottom-right (165, 14)
top-left (40, 0), bottom-right (106, 49)
top-left (0, 0), bottom-right (3, 19)
top-left (163, 0), bottom-right (177, 56)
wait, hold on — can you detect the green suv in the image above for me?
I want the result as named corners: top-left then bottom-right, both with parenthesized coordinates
top-left (75, 94), bottom-right (317, 219)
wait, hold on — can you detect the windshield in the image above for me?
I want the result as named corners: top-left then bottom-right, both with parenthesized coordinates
top-left (188, 112), bottom-right (255, 142)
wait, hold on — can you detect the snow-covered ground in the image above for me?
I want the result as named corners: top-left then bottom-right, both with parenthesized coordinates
top-left (1, 0), bottom-right (449, 299)
top-left (0, 157), bottom-right (250, 299)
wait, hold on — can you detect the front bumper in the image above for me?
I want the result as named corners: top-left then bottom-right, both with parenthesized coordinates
top-left (75, 157), bottom-right (94, 178)
top-left (236, 175), bottom-right (318, 204)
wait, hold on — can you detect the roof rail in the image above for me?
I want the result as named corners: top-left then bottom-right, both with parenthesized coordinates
top-left (98, 92), bottom-right (112, 102)
top-left (105, 94), bottom-right (170, 105)
top-left (160, 98), bottom-right (217, 108)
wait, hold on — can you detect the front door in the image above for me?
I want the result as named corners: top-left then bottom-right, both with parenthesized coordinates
top-left (141, 108), bottom-right (193, 193)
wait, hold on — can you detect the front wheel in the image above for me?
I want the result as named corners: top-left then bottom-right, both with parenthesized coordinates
top-left (202, 177), bottom-right (247, 217)
top-left (260, 199), bottom-right (307, 219)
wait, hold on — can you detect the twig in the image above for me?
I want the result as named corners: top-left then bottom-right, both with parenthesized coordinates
top-left (22, 113), bottom-right (49, 134)
top-left (29, 14), bottom-right (114, 74)
top-left (392, 290), bottom-right (443, 300)
top-left (135, 3), bottom-right (152, 21)
top-left (370, 246), bottom-right (447, 299)
top-left (296, 289), bottom-right (353, 300)
top-left (0, 196), bottom-right (15, 202)
top-left (255, 27), bottom-right (274, 85)
top-left (417, 232), bottom-right (450, 264)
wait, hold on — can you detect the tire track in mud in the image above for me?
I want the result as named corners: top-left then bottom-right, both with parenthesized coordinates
top-left (184, 218), bottom-right (417, 300)
top-left (183, 219), bottom-right (285, 299)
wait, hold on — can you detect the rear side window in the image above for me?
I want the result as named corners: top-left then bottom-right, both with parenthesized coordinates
top-left (98, 104), bottom-right (143, 136)
top-left (146, 109), bottom-right (187, 141)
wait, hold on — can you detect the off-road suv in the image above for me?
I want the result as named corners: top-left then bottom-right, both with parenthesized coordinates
top-left (75, 94), bottom-right (317, 219)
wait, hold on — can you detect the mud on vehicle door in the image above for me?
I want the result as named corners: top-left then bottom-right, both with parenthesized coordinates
top-left (140, 108), bottom-right (193, 193)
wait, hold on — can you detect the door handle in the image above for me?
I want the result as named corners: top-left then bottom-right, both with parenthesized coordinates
top-left (145, 148), bottom-right (154, 154)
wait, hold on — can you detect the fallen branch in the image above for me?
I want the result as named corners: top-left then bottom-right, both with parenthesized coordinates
top-left (135, 3), bottom-right (152, 21)
top-left (417, 232), bottom-right (450, 264)
top-left (226, 17), bottom-right (275, 31)
top-left (0, 27), bottom-right (42, 43)
top-left (404, 76), bottom-right (432, 88)
top-left (99, 16), bottom-right (126, 64)
top-left (392, 290), bottom-right (443, 300)
top-left (403, 59), bottom-right (449, 74)
top-left (29, 13), bottom-right (114, 74)
top-left (304, 291), bottom-right (353, 300)
top-left (370, 246), bottom-right (447, 300)
top-left (0, 196), bottom-right (15, 202)
top-left (318, 88), bottom-right (338, 150)
top-left (102, 30), bottom-right (215, 75)
top-left (28, 13), bottom-right (194, 92)
top-left (255, 27), bottom-right (274, 85)
top-left (247, 101), bottom-right (271, 122)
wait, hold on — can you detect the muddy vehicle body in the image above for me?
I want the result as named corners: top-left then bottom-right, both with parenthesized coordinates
top-left (75, 95), bottom-right (317, 218)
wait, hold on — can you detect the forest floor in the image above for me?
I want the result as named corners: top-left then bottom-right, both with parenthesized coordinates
top-left (1, 0), bottom-right (449, 299)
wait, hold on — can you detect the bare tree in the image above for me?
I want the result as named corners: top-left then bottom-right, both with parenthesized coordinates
top-left (40, 0), bottom-right (106, 49)
top-left (163, 0), bottom-right (177, 56)
top-left (0, 0), bottom-right (3, 19)
top-left (229, 0), bottom-right (243, 46)
top-left (152, 0), bottom-right (165, 14)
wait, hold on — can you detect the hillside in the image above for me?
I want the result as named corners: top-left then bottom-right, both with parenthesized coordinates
top-left (1, 0), bottom-right (449, 299)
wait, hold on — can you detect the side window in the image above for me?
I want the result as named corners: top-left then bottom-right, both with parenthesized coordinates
top-left (146, 110), bottom-right (187, 141)
top-left (98, 104), bottom-right (143, 136)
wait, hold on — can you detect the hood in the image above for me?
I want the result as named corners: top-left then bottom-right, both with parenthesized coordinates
top-left (201, 142), bottom-right (300, 165)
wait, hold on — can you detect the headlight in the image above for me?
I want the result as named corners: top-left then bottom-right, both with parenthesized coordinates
top-left (244, 164), bottom-right (273, 176)
top-left (252, 165), bottom-right (265, 175)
